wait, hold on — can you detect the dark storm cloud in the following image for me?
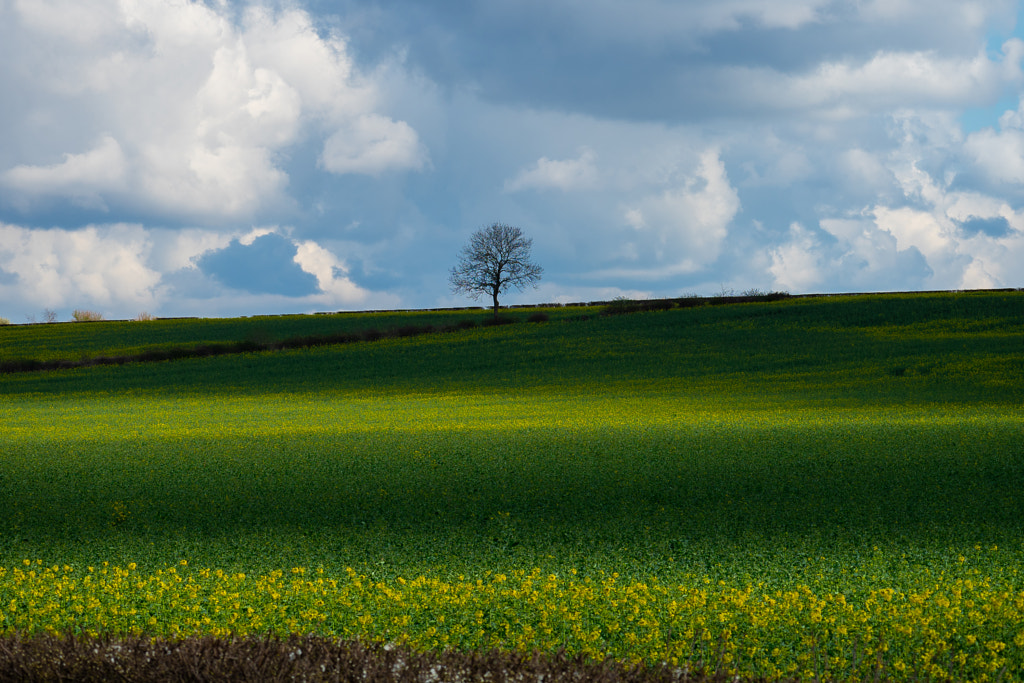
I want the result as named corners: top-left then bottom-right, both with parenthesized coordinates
top-left (322, 0), bottom-right (1017, 121)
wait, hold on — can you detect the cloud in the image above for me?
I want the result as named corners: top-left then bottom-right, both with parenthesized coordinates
top-left (358, 1), bottom-right (1019, 124)
top-left (0, 221), bottom-right (335, 320)
top-left (293, 240), bottom-right (370, 304)
top-left (699, 39), bottom-right (1024, 122)
top-left (2, 135), bottom-right (126, 208)
top-left (616, 149), bottom-right (740, 275)
top-left (753, 101), bottom-right (1024, 295)
top-left (768, 218), bottom-right (934, 293)
top-left (320, 114), bottom-right (428, 175)
top-left (0, 220), bottom-right (392, 322)
top-left (4, 0), bottom-right (1024, 321)
top-left (483, 0), bottom-right (836, 45)
top-left (192, 229), bottom-right (376, 306)
top-left (768, 223), bottom-right (830, 292)
top-left (0, 1), bottom-right (427, 220)
top-left (0, 222), bottom-right (161, 311)
top-left (791, 40), bottom-right (1023, 111)
top-left (768, 169), bottom-right (1024, 294)
top-left (967, 129), bottom-right (1024, 183)
top-left (504, 148), bottom-right (597, 192)
top-left (962, 97), bottom-right (1024, 185)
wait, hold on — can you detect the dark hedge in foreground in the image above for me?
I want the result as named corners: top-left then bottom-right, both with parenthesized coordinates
top-left (0, 634), bottom-right (782, 683)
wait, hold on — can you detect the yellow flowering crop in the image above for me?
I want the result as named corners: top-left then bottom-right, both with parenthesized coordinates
top-left (2, 562), bottom-right (1023, 681)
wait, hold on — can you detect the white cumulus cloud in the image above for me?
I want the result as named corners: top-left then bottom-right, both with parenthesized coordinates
top-left (0, 221), bottom-right (401, 321)
top-left (0, 1), bottom-right (427, 220)
top-left (768, 223), bottom-right (829, 293)
top-left (293, 239), bottom-right (372, 305)
top-left (732, 39), bottom-right (1024, 118)
top-left (320, 114), bottom-right (428, 176)
top-left (617, 149), bottom-right (740, 275)
top-left (768, 167), bottom-right (1024, 294)
top-left (504, 147), bottom-right (598, 192)
top-left (964, 97), bottom-right (1024, 184)
top-left (0, 222), bottom-right (161, 312)
top-left (2, 135), bottom-right (126, 208)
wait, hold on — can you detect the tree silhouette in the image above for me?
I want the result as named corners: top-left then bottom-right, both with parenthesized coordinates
top-left (449, 223), bottom-right (543, 317)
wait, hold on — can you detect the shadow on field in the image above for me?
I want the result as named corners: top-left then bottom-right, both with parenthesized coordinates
top-left (2, 420), bottom-right (1022, 569)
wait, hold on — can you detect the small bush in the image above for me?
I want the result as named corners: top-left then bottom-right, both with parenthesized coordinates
top-left (675, 296), bottom-right (706, 309)
top-left (72, 309), bottom-right (104, 322)
top-left (527, 311), bottom-right (550, 323)
top-left (639, 299), bottom-right (674, 312)
top-left (134, 312), bottom-right (156, 321)
top-left (603, 297), bottom-right (675, 315)
top-left (602, 297), bottom-right (639, 315)
top-left (0, 316), bottom-right (9, 325)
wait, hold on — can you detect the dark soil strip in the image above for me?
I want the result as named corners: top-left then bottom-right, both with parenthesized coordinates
top-left (0, 633), bottom-right (769, 683)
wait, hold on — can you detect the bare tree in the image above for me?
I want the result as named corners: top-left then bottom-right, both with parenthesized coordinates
top-left (449, 223), bottom-right (543, 317)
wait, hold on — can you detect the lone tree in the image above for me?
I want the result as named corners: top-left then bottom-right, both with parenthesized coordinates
top-left (449, 222), bottom-right (543, 317)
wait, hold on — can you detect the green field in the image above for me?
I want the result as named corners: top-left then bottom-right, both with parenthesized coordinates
top-left (0, 305), bottom-right (590, 364)
top-left (1, 291), bottom-right (1022, 680)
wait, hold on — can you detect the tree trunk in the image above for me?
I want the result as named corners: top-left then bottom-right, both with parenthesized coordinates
top-left (492, 290), bottom-right (499, 318)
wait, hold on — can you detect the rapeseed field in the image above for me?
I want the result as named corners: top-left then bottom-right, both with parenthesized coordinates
top-left (0, 291), bottom-right (1022, 680)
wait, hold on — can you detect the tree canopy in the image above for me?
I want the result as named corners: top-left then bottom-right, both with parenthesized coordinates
top-left (449, 223), bottom-right (542, 316)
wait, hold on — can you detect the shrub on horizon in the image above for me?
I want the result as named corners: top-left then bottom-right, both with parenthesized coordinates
top-left (640, 299), bottom-right (675, 312)
top-left (0, 316), bottom-right (9, 325)
top-left (72, 309), bottom-right (104, 322)
top-left (601, 296), bottom-right (638, 315)
top-left (740, 288), bottom-right (791, 299)
top-left (134, 312), bottom-right (156, 321)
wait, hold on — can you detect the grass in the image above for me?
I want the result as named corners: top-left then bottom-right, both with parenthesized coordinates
top-left (0, 305), bottom-right (593, 365)
top-left (0, 290), bottom-right (1022, 679)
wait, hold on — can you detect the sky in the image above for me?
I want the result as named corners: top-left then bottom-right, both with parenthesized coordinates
top-left (2, 0), bottom-right (1024, 322)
